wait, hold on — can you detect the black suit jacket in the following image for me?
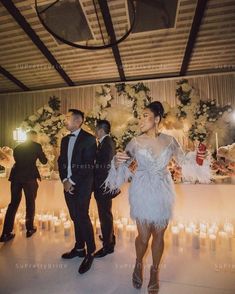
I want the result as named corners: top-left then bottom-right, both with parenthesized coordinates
top-left (9, 141), bottom-right (47, 182)
top-left (94, 136), bottom-right (118, 199)
top-left (58, 129), bottom-right (97, 186)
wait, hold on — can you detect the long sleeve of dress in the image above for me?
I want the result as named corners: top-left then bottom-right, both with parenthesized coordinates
top-left (103, 138), bottom-right (136, 191)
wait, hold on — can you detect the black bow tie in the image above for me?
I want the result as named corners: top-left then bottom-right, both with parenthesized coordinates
top-left (68, 134), bottom-right (75, 137)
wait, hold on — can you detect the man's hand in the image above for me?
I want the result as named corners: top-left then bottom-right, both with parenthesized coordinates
top-left (63, 180), bottom-right (73, 192)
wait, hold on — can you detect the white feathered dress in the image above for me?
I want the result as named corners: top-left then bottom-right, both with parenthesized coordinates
top-left (104, 133), bottom-right (210, 228)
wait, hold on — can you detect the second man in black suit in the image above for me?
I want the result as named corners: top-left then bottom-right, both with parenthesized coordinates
top-left (94, 120), bottom-right (118, 258)
top-left (58, 109), bottom-right (97, 274)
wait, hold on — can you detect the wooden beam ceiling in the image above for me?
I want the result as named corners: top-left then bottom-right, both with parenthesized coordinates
top-left (180, 0), bottom-right (208, 75)
top-left (0, 0), bottom-right (74, 87)
top-left (97, 0), bottom-right (126, 81)
top-left (0, 65), bottom-right (30, 91)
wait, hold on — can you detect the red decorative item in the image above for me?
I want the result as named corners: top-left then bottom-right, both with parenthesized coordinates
top-left (196, 142), bottom-right (207, 166)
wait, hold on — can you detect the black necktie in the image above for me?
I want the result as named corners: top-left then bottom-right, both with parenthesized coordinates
top-left (97, 141), bottom-right (102, 149)
top-left (68, 134), bottom-right (75, 138)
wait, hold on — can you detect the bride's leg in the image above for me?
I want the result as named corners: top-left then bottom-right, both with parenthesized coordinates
top-left (132, 220), bottom-right (151, 289)
top-left (148, 224), bottom-right (168, 292)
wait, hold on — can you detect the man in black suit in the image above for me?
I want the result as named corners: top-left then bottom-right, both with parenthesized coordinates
top-left (58, 109), bottom-right (97, 274)
top-left (94, 120), bottom-right (117, 258)
top-left (0, 130), bottom-right (47, 242)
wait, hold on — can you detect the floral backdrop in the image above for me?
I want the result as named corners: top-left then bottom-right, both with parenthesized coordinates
top-left (1, 79), bottom-right (234, 182)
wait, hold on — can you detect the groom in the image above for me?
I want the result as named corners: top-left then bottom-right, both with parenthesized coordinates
top-left (58, 109), bottom-right (97, 274)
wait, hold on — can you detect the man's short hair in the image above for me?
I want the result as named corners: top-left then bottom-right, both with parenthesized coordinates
top-left (68, 109), bottom-right (84, 121)
top-left (96, 120), bottom-right (111, 134)
top-left (27, 130), bottom-right (37, 136)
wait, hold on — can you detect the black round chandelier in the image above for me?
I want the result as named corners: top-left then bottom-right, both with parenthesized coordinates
top-left (35, 0), bottom-right (136, 50)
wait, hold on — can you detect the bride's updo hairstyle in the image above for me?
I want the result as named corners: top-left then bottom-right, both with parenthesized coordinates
top-left (145, 101), bottom-right (164, 123)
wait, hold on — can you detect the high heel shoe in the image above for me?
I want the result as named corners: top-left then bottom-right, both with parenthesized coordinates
top-left (132, 259), bottom-right (143, 289)
top-left (148, 265), bottom-right (160, 293)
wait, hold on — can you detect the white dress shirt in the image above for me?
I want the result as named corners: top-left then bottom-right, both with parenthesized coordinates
top-left (65, 128), bottom-right (81, 184)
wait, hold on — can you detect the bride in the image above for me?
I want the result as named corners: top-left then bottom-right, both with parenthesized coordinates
top-left (104, 101), bottom-right (206, 293)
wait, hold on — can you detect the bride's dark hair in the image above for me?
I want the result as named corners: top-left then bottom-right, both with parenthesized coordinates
top-left (145, 101), bottom-right (164, 122)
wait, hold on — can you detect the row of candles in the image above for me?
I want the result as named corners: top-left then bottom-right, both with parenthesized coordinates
top-left (0, 207), bottom-right (235, 251)
top-left (170, 221), bottom-right (234, 251)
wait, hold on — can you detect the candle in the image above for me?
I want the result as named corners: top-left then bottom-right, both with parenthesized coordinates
top-left (59, 210), bottom-right (67, 220)
top-left (64, 221), bottom-right (72, 237)
top-left (41, 215), bottom-right (49, 230)
top-left (199, 223), bottom-right (207, 233)
top-left (224, 223), bottom-right (234, 236)
top-left (185, 227), bottom-right (193, 243)
top-left (54, 220), bottom-right (61, 233)
top-left (199, 232), bottom-right (207, 246)
top-left (19, 219), bottom-right (26, 231)
top-left (219, 231), bottom-right (228, 250)
top-left (121, 218), bottom-right (128, 226)
top-left (0, 212), bottom-right (4, 225)
top-left (171, 226), bottom-right (179, 246)
top-left (117, 223), bottom-right (124, 239)
top-left (192, 230), bottom-right (200, 249)
top-left (209, 234), bottom-right (216, 251)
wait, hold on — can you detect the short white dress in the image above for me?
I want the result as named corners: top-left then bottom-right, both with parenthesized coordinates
top-left (104, 133), bottom-right (210, 228)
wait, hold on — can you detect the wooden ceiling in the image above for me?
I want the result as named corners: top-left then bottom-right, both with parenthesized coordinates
top-left (0, 0), bottom-right (235, 93)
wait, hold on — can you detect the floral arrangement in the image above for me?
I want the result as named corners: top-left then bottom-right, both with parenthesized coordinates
top-left (85, 83), bottom-right (151, 149)
top-left (163, 79), bottom-right (233, 146)
top-left (20, 96), bottom-right (67, 174)
top-left (0, 147), bottom-right (14, 168)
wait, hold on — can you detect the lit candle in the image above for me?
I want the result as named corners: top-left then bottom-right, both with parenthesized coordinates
top-left (192, 230), bottom-right (200, 249)
top-left (54, 220), bottom-right (61, 233)
top-left (0, 212), bottom-right (4, 225)
top-left (41, 215), bottom-right (49, 230)
top-left (224, 223), bottom-right (234, 236)
top-left (171, 226), bottom-right (179, 246)
top-left (199, 232), bottom-right (207, 246)
top-left (59, 210), bottom-right (67, 220)
top-left (117, 222), bottom-right (124, 239)
top-left (64, 220), bottom-right (72, 237)
top-left (199, 223), bottom-right (207, 233)
top-left (121, 217), bottom-right (128, 226)
top-left (209, 234), bottom-right (216, 251)
top-left (185, 227), bottom-right (193, 243)
top-left (218, 231), bottom-right (228, 249)
top-left (19, 219), bottom-right (26, 231)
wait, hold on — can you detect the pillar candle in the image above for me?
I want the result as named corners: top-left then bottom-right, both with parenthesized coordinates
top-left (64, 221), bottom-right (72, 237)
top-left (54, 220), bottom-right (61, 233)
top-left (199, 232), bottom-right (207, 246)
top-left (0, 213), bottom-right (4, 225)
top-left (192, 230), bottom-right (200, 249)
top-left (209, 234), bottom-right (216, 251)
top-left (171, 226), bottom-right (179, 246)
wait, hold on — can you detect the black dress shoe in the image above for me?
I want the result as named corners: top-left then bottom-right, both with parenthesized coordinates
top-left (0, 233), bottom-right (15, 243)
top-left (94, 247), bottom-right (114, 258)
top-left (78, 255), bottom-right (94, 274)
top-left (26, 227), bottom-right (37, 238)
top-left (61, 248), bottom-right (86, 259)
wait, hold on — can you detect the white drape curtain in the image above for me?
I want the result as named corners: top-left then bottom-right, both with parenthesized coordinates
top-left (0, 72), bottom-right (234, 147)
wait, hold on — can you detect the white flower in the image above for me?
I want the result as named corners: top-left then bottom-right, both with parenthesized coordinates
top-left (44, 106), bottom-right (53, 113)
top-left (181, 83), bottom-right (191, 92)
top-left (28, 115), bottom-right (38, 122)
top-left (37, 108), bottom-right (44, 115)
